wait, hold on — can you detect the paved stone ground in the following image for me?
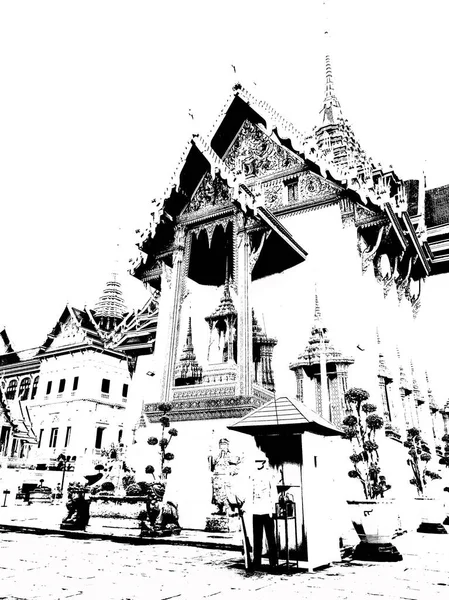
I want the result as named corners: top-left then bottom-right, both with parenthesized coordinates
top-left (0, 530), bottom-right (448, 600)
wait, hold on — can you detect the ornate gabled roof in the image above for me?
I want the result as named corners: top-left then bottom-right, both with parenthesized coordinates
top-left (131, 82), bottom-right (413, 280)
top-left (0, 328), bottom-right (20, 366)
top-left (290, 291), bottom-right (353, 369)
top-left (94, 273), bottom-right (127, 324)
top-left (107, 292), bottom-right (159, 354)
top-left (174, 317), bottom-right (202, 384)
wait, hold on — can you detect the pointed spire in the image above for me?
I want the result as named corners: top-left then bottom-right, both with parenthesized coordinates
top-left (174, 316), bottom-right (203, 385)
top-left (314, 287), bottom-right (323, 323)
top-left (94, 273), bottom-right (127, 331)
top-left (321, 55), bottom-right (343, 126)
top-left (397, 346), bottom-right (411, 391)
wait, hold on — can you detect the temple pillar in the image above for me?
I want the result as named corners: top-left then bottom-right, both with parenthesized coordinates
top-left (158, 226), bottom-right (187, 406)
top-left (236, 218), bottom-right (252, 398)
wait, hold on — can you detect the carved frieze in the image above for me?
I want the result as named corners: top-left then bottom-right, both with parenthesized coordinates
top-left (144, 395), bottom-right (265, 422)
top-left (186, 172), bottom-right (232, 215)
top-left (297, 172), bottom-right (336, 202)
top-left (262, 180), bottom-right (283, 208)
top-left (225, 120), bottom-right (301, 179)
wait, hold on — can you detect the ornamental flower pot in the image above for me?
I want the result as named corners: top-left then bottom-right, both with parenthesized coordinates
top-left (415, 497), bottom-right (447, 534)
top-left (343, 388), bottom-right (402, 561)
top-left (347, 500), bottom-right (403, 562)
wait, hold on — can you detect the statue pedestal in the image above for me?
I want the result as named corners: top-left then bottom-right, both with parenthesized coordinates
top-left (205, 514), bottom-right (240, 533)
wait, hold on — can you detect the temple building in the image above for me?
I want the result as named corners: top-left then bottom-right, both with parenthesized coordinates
top-left (0, 276), bottom-right (157, 491)
top-left (130, 53), bottom-right (449, 527)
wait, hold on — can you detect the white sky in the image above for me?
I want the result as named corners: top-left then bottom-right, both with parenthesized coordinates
top-left (1, 0), bottom-right (448, 398)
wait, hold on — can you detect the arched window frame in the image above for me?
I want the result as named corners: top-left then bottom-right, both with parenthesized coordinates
top-left (18, 377), bottom-right (31, 400)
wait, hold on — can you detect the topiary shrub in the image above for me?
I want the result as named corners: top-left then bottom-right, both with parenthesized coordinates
top-left (101, 481), bottom-right (115, 492)
top-left (343, 387), bottom-right (390, 499)
top-left (125, 483), bottom-right (143, 496)
top-left (122, 474), bottom-right (136, 489)
top-left (137, 481), bottom-right (153, 495)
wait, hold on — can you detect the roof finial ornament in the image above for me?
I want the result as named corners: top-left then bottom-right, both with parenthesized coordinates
top-left (320, 0), bottom-right (343, 126)
top-left (314, 283), bottom-right (323, 323)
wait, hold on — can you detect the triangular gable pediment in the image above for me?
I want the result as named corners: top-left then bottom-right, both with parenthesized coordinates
top-left (39, 307), bottom-right (88, 354)
top-left (223, 120), bottom-right (339, 210)
top-left (224, 119), bottom-right (303, 179)
top-left (49, 316), bottom-right (86, 350)
top-left (183, 171), bottom-right (234, 215)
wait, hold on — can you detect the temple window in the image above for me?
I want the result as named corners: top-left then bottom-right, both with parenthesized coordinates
top-left (49, 427), bottom-right (59, 448)
top-left (64, 426), bottom-right (71, 447)
top-left (10, 438), bottom-right (18, 457)
top-left (72, 376), bottom-right (79, 391)
top-left (37, 429), bottom-right (44, 448)
top-left (286, 180), bottom-right (299, 203)
top-left (101, 379), bottom-right (110, 395)
top-left (95, 427), bottom-right (105, 449)
top-left (6, 380), bottom-right (17, 400)
top-left (0, 426), bottom-right (11, 455)
top-left (31, 376), bottom-right (39, 399)
top-left (122, 383), bottom-right (128, 398)
top-left (18, 378), bottom-right (31, 400)
top-left (46, 381), bottom-right (52, 395)
top-left (118, 429), bottom-right (123, 443)
top-left (58, 379), bottom-right (66, 394)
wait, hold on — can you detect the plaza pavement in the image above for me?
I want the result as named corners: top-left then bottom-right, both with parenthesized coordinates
top-left (0, 528), bottom-right (448, 599)
top-left (0, 504), bottom-right (448, 599)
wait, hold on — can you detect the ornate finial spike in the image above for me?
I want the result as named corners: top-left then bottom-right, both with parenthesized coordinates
top-left (314, 290), bottom-right (322, 322)
top-left (186, 316), bottom-right (193, 345)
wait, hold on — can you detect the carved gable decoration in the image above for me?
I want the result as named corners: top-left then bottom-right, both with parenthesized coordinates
top-left (297, 172), bottom-right (337, 202)
top-left (185, 172), bottom-right (233, 214)
top-left (260, 171), bottom-right (339, 210)
top-left (354, 203), bottom-right (383, 228)
top-left (49, 317), bottom-right (86, 350)
top-left (225, 120), bottom-right (302, 179)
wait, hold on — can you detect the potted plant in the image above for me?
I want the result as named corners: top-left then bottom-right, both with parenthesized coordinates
top-left (140, 402), bottom-right (180, 537)
top-left (405, 428), bottom-right (445, 533)
top-left (343, 388), bottom-right (402, 561)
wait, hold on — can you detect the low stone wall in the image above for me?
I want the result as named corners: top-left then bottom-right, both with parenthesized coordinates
top-left (89, 496), bottom-right (147, 519)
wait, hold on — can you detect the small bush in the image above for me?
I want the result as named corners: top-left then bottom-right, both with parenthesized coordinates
top-left (122, 474), bottom-right (136, 489)
top-left (137, 481), bottom-right (153, 495)
top-left (101, 481), bottom-right (115, 492)
top-left (126, 483), bottom-right (143, 496)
